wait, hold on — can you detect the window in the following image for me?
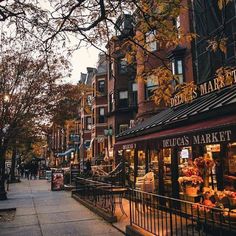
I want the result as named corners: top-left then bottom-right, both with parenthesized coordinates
top-left (119, 124), bottom-right (129, 134)
top-left (145, 78), bottom-right (158, 99)
top-left (171, 59), bottom-right (184, 84)
top-left (87, 95), bottom-right (92, 106)
top-left (173, 16), bottom-right (181, 38)
top-left (131, 83), bottom-right (137, 106)
top-left (118, 90), bottom-right (128, 108)
top-left (86, 117), bottom-right (92, 130)
top-left (98, 80), bottom-right (105, 94)
top-left (145, 30), bottom-right (157, 51)
top-left (119, 58), bottom-right (128, 74)
top-left (98, 107), bottom-right (105, 123)
top-left (109, 93), bottom-right (115, 112)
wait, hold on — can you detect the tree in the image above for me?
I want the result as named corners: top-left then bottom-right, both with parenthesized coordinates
top-left (0, 44), bottom-right (69, 199)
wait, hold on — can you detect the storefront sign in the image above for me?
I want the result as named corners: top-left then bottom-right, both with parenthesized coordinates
top-left (123, 143), bottom-right (136, 150)
top-left (162, 129), bottom-right (233, 148)
top-left (171, 69), bottom-right (236, 107)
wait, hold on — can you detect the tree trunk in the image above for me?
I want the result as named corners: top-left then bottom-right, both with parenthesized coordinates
top-left (10, 146), bottom-right (17, 182)
top-left (0, 144), bottom-right (7, 200)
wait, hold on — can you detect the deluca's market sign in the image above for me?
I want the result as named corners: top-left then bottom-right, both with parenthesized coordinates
top-left (171, 69), bottom-right (236, 107)
top-left (162, 129), bottom-right (233, 148)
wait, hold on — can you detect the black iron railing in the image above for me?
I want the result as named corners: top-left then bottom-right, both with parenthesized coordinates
top-left (129, 189), bottom-right (236, 236)
top-left (74, 177), bottom-right (127, 219)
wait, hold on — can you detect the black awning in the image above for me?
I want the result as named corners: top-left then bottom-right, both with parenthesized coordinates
top-left (117, 85), bottom-right (236, 140)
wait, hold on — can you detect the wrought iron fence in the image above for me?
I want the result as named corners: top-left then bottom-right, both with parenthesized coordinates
top-left (74, 177), bottom-right (127, 220)
top-left (129, 189), bottom-right (236, 236)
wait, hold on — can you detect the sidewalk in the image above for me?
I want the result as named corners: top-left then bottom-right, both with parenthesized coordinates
top-left (0, 179), bottom-right (124, 236)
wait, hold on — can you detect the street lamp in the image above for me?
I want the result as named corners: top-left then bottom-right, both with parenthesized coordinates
top-left (0, 124), bottom-right (9, 200)
top-left (0, 94), bottom-right (10, 200)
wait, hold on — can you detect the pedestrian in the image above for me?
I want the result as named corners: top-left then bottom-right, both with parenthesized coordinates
top-left (19, 163), bottom-right (25, 177)
top-left (24, 162), bottom-right (30, 179)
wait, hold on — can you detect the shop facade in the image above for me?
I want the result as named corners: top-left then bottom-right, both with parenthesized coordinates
top-left (115, 84), bottom-right (236, 200)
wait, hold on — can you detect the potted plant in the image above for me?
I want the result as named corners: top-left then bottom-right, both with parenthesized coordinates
top-left (178, 175), bottom-right (203, 196)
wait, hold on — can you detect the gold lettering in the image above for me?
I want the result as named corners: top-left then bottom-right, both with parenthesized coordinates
top-left (205, 133), bottom-right (211, 143)
top-left (225, 130), bottom-right (232, 141)
top-left (207, 81), bottom-right (214, 93)
top-left (211, 132), bottom-right (219, 143)
top-left (219, 131), bottom-right (226, 142)
top-left (200, 83), bottom-right (208, 96)
top-left (213, 78), bottom-right (220, 90)
top-left (193, 135), bottom-right (200, 144)
top-left (200, 135), bottom-right (206, 144)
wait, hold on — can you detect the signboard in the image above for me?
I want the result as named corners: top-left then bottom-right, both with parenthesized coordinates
top-left (162, 128), bottom-right (234, 148)
top-left (51, 169), bottom-right (64, 191)
top-left (170, 69), bottom-right (236, 107)
top-left (70, 164), bottom-right (80, 184)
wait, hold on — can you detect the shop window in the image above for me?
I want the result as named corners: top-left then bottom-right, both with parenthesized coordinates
top-left (119, 124), bottom-right (129, 134)
top-left (98, 107), bottom-right (105, 123)
top-left (98, 80), bottom-right (105, 94)
top-left (171, 59), bottom-right (184, 85)
top-left (137, 151), bottom-right (146, 177)
top-left (163, 148), bottom-right (172, 196)
top-left (149, 150), bottom-right (159, 175)
top-left (118, 90), bottom-right (128, 108)
top-left (225, 143), bottom-right (236, 191)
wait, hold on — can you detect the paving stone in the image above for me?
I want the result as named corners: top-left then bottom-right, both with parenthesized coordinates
top-left (0, 179), bottom-right (124, 236)
top-left (0, 225), bottom-right (42, 236)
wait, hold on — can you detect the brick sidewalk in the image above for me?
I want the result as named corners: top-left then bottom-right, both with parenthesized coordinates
top-left (0, 179), bottom-right (124, 236)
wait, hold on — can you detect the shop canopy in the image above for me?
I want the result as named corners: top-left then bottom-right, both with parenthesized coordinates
top-left (57, 148), bottom-right (75, 157)
top-left (115, 84), bottom-right (236, 149)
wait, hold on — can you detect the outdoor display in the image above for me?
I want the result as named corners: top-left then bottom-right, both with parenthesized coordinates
top-left (51, 170), bottom-right (64, 191)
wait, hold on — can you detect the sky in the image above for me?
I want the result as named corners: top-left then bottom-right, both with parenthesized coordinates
top-left (68, 46), bottom-right (100, 84)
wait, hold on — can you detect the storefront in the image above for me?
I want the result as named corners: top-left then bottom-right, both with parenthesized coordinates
top-left (115, 83), bottom-right (236, 201)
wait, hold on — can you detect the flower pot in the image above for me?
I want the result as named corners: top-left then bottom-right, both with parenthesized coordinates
top-left (185, 185), bottom-right (198, 196)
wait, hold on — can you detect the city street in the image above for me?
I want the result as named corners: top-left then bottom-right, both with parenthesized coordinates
top-left (0, 179), bottom-right (124, 236)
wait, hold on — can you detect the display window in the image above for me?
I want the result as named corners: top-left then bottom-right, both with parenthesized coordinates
top-left (137, 150), bottom-right (146, 177)
top-left (224, 142), bottom-right (236, 191)
top-left (124, 149), bottom-right (135, 186)
top-left (162, 148), bottom-right (172, 196)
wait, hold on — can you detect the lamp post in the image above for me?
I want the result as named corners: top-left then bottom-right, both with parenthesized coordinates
top-left (0, 124), bottom-right (9, 200)
top-left (0, 94), bottom-right (10, 200)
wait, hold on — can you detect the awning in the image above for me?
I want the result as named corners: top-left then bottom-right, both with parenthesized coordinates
top-left (115, 85), bottom-right (236, 149)
top-left (114, 114), bottom-right (236, 149)
top-left (117, 84), bottom-right (236, 140)
top-left (57, 148), bottom-right (75, 157)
